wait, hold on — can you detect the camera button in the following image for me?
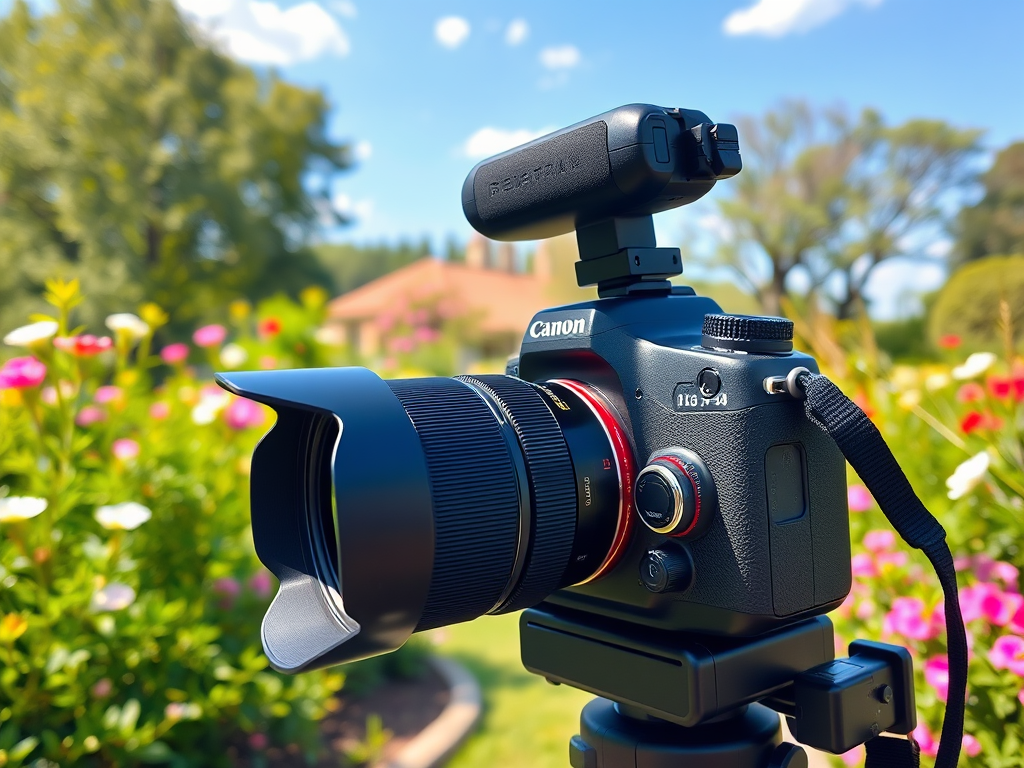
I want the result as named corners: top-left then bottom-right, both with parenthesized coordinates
top-left (639, 546), bottom-right (694, 593)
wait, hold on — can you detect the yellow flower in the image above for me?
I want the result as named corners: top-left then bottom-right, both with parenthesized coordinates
top-left (0, 613), bottom-right (28, 643)
top-left (229, 299), bottom-right (251, 321)
top-left (898, 389), bottom-right (922, 410)
top-left (300, 285), bottom-right (328, 308)
top-left (139, 303), bottom-right (169, 330)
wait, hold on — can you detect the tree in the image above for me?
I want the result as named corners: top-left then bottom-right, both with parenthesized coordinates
top-left (954, 142), bottom-right (1024, 265)
top-left (314, 237), bottom-right (432, 295)
top-left (0, 0), bottom-right (350, 332)
top-left (710, 101), bottom-right (982, 318)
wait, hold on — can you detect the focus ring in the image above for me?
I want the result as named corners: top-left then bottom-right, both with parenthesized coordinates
top-left (459, 375), bottom-right (578, 613)
top-left (388, 378), bottom-right (521, 632)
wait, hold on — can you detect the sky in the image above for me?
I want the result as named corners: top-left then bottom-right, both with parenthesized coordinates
top-left (7, 0), bottom-right (1024, 316)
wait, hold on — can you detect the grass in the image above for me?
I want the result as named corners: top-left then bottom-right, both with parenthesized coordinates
top-left (428, 612), bottom-right (592, 768)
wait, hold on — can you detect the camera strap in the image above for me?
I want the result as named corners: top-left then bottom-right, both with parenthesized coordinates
top-left (793, 371), bottom-right (967, 768)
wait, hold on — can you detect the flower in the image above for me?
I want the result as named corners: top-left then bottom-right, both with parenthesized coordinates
top-left (213, 577), bottom-right (240, 598)
top-left (248, 733), bottom-right (269, 751)
top-left (959, 410), bottom-right (1002, 434)
top-left (962, 734), bottom-right (982, 758)
top-left (314, 326), bottom-right (345, 347)
top-left (165, 702), bottom-right (202, 721)
top-left (220, 343), bottom-right (248, 368)
top-left (192, 388), bottom-right (231, 424)
top-left (952, 352), bottom-right (997, 380)
top-left (112, 438), bottom-right (140, 462)
top-left (990, 635), bottom-right (1024, 675)
top-left (193, 324), bottom-right (227, 348)
top-left (883, 597), bottom-right (936, 641)
top-left (389, 336), bottom-right (415, 354)
top-left (95, 501), bottom-right (152, 531)
top-left (0, 613), bottom-right (28, 642)
top-left (988, 374), bottom-right (1013, 399)
top-left (0, 356), bottom-right (46, 389)
top-left (105, 313), bottom-right (150, 340)
top-left (90, 583), bottom-right (136, 611)
top-left (913, 721), bottom-right (939, 758)
top-left (938, 334), bottom-right (961, 349)
top-left (94, 385), bottom-right (122, 404)
top-left (3, 320), bottom-right (58, 347)
top-left (257, 317), bottom-right (282, 338)
top-left (924, 656), bottom-right (949, 702)
top-left (960, 582), bottom-right (1024, 626)
top-left (847, 485), bottom-right (873, 512)
top-left (924, 372), bottom-right (950, 391)
top-left (160, 343), bottom-right (190, 364)
top-left (956, 382), bottom-right (985, 402)
top-left (851, 554), bottom-right (877, 578)
top-left (53, 335), bottom-right (113, 356)
top-left (0, 497), bottom-right (47, 522)
top-left (897, 389), bottom-right (921, 410)
top-left (413, 326), bottom-right (440, 344)
top-left (863, 530), bottom-right (895, 553)
top-left (224, 397), bottom-right (265, 430)
top-left (249, 570), bottom-right (273, 598)
top-left (259, 355), bottom-right (277, 370)
top-left (91, 678), bottom-right (112, 698)
top-left (149, 401), bottom-right (170, 420)
top-left (946, 451), bottom-right (990, 500)
top-left (75, 406), bottom-right (106, 427)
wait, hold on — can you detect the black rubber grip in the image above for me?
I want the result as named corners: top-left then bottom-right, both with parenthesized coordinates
top-left (459, 375), bottom-right (578, 613)
top-left (388, 378), bottom-right (521, 632)
top-left (702, 314), bottom-right (794, 341)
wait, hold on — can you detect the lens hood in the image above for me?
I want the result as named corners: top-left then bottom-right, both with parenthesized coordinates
top-left (216, 367), bottom-right (434, 672)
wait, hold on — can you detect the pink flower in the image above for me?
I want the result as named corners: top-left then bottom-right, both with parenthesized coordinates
top-left (112, 438), bottom-right (139, 461)
top-left (91, 678), bottom-right (113, 698)
top-left (851, 553), bottom-right (877, 578)
top-left (876, 551), bottom-right (909, 570)
top-left (957, 554), bottom-right (1020, 590)
top-left (389, 336), bottom-right (415, 354)
top-left (94, 385), bottom-right (122, 404)
top-left (413, 326), bottom-right (440, 344)
top-left (213, 577), bottom-right (240, 597)
top-left (961, 583), bottom-right (1024, 626)
top-left (259, 356), bottom-right (277, 370)
top-left (0, 356), bottom-right (46, 389)
top-left (249, 570), bottom-right (273, 598)
top-left (1018, 689), bottom-right (1024, 706)
top-left (855, 599), bottom-right (876, 621)
top-left (53, 335), bottom-right (113, 357)
top-left (924, 656), bottom-right (949, 702)
top-left (883, 597), bottom-right (936, 641)
top-left (193, 324), bottom-right (227, 348)
top-left (160, 343), bottom-right (190, 364)
top-left (989, 635), bottom-right (1024, 675)
top-left (913, 721), bottom-right (939, 758)
top-left (224, 397), bottom-right (265, 430)
top-left (1010, 603), bottom-right (1024, 634)
top-left (839, 745), bottom-right (864, 766)
top-left (149, 401), bottom-right (171, 420)
top-left (75, 406), bottom-right (106, 427)
top-left (962, 734), bottom-right (981, 757)
top-left (847, 485), bottom-right (873, 512)
top-left (248, 733), bottom-right (268, 751)
top-left (863, 530), bottom-right (896, 553)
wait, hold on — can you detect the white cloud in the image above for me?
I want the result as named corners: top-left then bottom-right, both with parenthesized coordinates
top-left (505, 18), bottom-right (529, 46)
top-left (463, 127), bottom-right (554, 159)
top-left (723, 0), bottom-right (883, 38)
top-left (435, 16), bottom-right (470, 49)
top-left (331, 0), bottom-right (357, 18)
top-left (332, 192), bottom-right (374, 221)
top-left (539, 44), bottom-right (581, 70)
top-left (175, 0), bottom-right (350, 65)
top-left (925, 238), bottom-right (952, 258)
top-left (353, 140), bottom-right (372, 161)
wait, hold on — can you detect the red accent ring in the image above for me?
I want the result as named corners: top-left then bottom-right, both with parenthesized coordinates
top-left (549, 379), bottom-right (636, 583)
top-left (652, 454), bottom-right (702, 537)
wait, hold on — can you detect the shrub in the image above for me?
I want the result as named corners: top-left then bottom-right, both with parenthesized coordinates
top-left (929, 256), bottom-right (1024, 352)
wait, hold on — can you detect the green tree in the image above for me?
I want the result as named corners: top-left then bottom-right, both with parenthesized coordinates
top-left (954, 141), bottom-right (1024, 265)
top-left (711, 101), bottom-right (982, 318)
top-left (314, 237), bottom-right (432, 295)
top-left (0, 0), bottom-right (350, 333)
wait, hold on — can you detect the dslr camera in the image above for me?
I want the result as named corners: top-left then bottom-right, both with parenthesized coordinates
top-left (220, 106), bottom-right (915, 761)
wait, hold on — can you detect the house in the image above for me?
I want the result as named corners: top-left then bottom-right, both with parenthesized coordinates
top-left (325, 236), bottom-right (557, 366)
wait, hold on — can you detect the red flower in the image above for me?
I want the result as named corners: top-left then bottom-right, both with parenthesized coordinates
top-left (957, 382), bottom-right (985, 403)
top-left (961, 410), bottom-right (1003, 434)
top-left (53, 335), bottom-right (113, 357)
top-left (257, 317), bottom-right (282, 338)
top-left (1013, 362), bottom-right (1024, 403)
top-left (988, 375), bottom-right (1012, 400)
top-left (938, 334), bottom-right (962, 350)
top-left (853, 389), bottom-right (876, 419)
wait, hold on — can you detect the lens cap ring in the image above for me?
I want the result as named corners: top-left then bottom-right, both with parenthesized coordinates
top-left (459, 375), bottom-right (579, 613)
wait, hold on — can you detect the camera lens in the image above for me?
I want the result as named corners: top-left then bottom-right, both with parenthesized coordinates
top-left (217, 368), bottom-right (635, 670)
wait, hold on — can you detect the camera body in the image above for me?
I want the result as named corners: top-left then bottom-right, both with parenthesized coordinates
top-left (514, 292), bottom-right (851, 636)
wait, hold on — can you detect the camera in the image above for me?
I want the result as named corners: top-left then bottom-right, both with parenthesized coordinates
top-left (216, 103), bottom-right (849, 681)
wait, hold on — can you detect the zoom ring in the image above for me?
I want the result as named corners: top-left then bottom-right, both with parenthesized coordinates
top-left (459, 375), bottom-right (578, 613)
top-left (388, 378), bottom-right (521, 632)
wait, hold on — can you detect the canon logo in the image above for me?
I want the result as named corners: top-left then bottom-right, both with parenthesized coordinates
top-left (529, 317), bottom-right (587, 339)
top-left (488, 155), bottom-right (582, 197)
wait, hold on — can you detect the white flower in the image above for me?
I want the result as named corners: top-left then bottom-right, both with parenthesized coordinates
top-left (95, 502), bottom-right (152, 531)
top-left (90, 583), bottom-right (136, 611)
top-left (924, 372), bottom-right (950, 391)
top-left (105, 313), bottom-right (150, 340)
top-left (191, 391), bottom-right (230, 425)
top-left (219, 343), bottom-right (248, 369)
top-left (946, 451), bottom-right (991, 500)
top-left (0, 496), bottom-right (47, 522)
top-left (4, 321), bottom-right (58, 347)
top-left (164, 702), bottom-right (202, 721)
top-left (952, 352), bottom-right (997, 380)
top-left (314, 326), bottom-right (346, 347)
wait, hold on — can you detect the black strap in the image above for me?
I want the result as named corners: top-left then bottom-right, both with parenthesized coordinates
top-left (795, 372), bottom-right (966, 768)
top-left (865, 736), bottom-right (921, 768)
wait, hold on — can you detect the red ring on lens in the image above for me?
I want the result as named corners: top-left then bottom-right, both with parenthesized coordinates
top-left (549, 379), bottom-right (636, 583)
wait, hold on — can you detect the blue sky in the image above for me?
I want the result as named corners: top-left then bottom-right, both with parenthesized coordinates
top-left (8, 0), bottom-right (1024, 314)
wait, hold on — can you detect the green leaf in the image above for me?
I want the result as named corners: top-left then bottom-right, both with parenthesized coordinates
top-left (119, 698), bottom-right (141, 734)
top-left (9, 736), bottom-right (39, 761)
top-left (134, 740), bottom-right (175, 763)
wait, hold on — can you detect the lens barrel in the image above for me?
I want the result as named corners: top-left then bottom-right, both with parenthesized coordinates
top-left (216, 368), bottom-right (633, 671)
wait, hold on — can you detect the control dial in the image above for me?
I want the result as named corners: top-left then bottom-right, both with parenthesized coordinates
top-left (702, 313), bottom-right (794, 355)
top-left (639, 545), bottom-right (694, 593)
top-left (633, 449), bottom-right (716, 538)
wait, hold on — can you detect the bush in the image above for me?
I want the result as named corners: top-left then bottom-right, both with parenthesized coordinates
top-left (929, 256), bottom-right (1024, 352)
top-left (0, 280), bottom-right (350, 766)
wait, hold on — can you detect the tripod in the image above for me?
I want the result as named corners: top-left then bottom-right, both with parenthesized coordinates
top-left (520, 604), bottom-right (916, 768)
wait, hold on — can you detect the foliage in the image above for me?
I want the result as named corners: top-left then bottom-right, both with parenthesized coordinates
top-left (954, 142), bottom-right (1024, 265)
top-left (0, 0), bottom-right (350, 334)
top-left (710, 100), bottom-right (982, 318)
top-left (0, 280), bottom-right (357, 767)
top-left (313, 239), bottom-right (432, 297)
top-left (929, 256), bottom-right (1024, 353)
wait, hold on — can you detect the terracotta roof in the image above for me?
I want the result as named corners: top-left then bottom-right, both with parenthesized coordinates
top-left (326, 257), bottom-right (549, 335)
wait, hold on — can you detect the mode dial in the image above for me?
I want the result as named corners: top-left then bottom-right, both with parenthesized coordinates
top-left (702, 313), bottom-right (794, 354)
top-left (639, 545), bottom-right (694, 593)
top-left (633, 449), bottom-right (716, 538)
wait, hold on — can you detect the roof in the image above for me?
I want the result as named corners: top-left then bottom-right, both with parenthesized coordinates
top-left (326, 257), bottom-right (549, 336)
